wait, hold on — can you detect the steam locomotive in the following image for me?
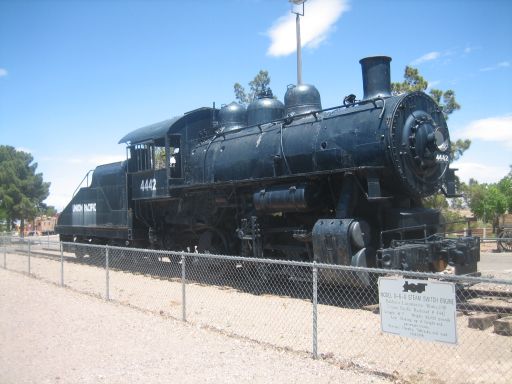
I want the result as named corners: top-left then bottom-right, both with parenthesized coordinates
top-left (56, 56), bottom-right (480, 284)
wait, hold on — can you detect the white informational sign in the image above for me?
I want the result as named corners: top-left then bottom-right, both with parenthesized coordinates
top-left (378, 277), bottom-right (457, 344)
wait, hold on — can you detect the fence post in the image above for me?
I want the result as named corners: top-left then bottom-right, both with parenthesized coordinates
top-left (60, 242), bottom-right (64, 287)
top-left (28, 238), bottom-right (31, 275)
top-left (181, 253), bottom-right (186, 322)
top-left (312, 261), bottom-right (318, 359)
top-left (105, 245), bottom-right (110, 301)
top-left (3, 238), bottom-right (6, 269)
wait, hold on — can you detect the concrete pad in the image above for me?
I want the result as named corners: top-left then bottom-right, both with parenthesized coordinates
top-left (469, 314), bottom-right (499, 330)
top-left (494, 316), bottom-right (512, 336)
top-left (362, 304), bottom-right (379, 314)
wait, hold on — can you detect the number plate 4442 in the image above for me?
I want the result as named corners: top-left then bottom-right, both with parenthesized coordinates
top-left (140, 178), bottom-right (156, 192)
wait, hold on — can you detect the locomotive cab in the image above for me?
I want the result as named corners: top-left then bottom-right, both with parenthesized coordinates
top-left (119, 107), bottom-right (216, 201)
top-left (126, 135), bottom-right (184, 200)
top-left (127, 140), bottom-right (169, 199)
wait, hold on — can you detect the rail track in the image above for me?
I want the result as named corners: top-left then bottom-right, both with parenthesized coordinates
top-left (8, 243), bottom-right (512, 315)
top-left (458, 287), bottom-right (512, 315)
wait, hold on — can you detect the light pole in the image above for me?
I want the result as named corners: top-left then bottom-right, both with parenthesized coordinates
top-left (290, 0), bottom-right (307, 85)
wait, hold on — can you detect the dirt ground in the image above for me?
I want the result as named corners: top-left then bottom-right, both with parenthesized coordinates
top-left (0, 269), bottom-right (391, 384)
top-left (1, 247), bottom-right (511, 384)
top-left (480, 241), bottom-right (500, 253)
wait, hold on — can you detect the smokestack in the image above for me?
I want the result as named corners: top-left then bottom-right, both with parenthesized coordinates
top-left (359, 56), bottom-right (392, 100)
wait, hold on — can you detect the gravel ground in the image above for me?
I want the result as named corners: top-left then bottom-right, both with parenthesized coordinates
top-left (2, 245), bottom-right (512, 384)
top-left (0, 269), bottom-right (392, 384)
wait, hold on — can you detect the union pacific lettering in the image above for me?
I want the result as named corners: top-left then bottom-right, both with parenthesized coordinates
top-left (72, 203), bottom-right (96, 212)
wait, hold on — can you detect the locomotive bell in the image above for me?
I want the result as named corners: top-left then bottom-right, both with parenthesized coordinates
top-left (284, 83), bottom-right (322, 116)
top-left (360, 56), bottom-right (392, 100)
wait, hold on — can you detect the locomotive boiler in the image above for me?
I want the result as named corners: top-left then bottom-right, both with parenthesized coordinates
top-left (56, 56), bottom-right (480, 284)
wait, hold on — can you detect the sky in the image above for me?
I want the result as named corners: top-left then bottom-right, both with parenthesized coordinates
top-left (1, 0), bottom-right (511, 211)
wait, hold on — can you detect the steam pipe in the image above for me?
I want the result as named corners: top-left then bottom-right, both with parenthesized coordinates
top-left (336, 174), bottom-right (357, 219)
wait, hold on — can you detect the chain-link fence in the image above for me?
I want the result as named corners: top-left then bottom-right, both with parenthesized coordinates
top-left (1, 236), bottom-right (511, 384)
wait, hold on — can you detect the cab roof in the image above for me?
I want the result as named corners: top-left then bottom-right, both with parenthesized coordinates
top-left (118, 107), bottom-right (215, 145)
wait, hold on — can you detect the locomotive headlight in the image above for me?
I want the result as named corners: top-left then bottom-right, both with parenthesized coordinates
top-left (433, 129), bottom-right (449, 152)
top-left (402, 110), bottom-right (452, 175)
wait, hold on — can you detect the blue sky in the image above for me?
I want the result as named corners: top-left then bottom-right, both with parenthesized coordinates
top-left (1, 0), bottom-right (511, 210)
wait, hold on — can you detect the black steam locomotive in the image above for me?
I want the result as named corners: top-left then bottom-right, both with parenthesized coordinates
top-left (56, 56), bottom-right (479, 284)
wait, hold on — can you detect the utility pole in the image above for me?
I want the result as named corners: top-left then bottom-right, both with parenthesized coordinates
top-left (290, 0), bottom-right (307, 85)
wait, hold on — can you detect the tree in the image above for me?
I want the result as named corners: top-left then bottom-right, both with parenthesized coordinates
top-left (0, 206), bottom-right (8, 232)
top-left (423, 194), bottom-right (449, 210)
top-left (464, 175), bottom-right (512, 232)
top-left (0, 146), bottom-right (50, 236)
top-left (38, 202), bottom-right (57, 217)
top-left (233, 70), bottom-right (272, 105)
top-left (391, 66), bottom-right (461, 120)
top-left (497, 171), bottom-right (512, 212)
top-left (451, 139), bottom-right (471, 162)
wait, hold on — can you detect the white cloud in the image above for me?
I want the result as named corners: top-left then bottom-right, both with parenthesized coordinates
top-left (266, 0), bottom-right (350, 57)
top-left (411, 46), bottom-right (482, 66)
top-left (45, 190), bottom-right (75, 212)
top-left (426, 80), bottom-right (440, 90)
top-left (463, 44), bottom-right (480, 55)
top-left (15, 147), bottom-right (32, 154)
top-left (410, 51), bottom-right (441, 66)
top-left (451, 161), bottom-right (510, 184)
top-left (0, 68), bottom-right (7, 77)
top-left (460, 114), bottom-right (512, 148)
top-left (480, 61), bottom-right (510, 72)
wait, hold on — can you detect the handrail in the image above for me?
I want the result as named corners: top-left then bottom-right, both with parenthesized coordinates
top-left (73, 169), bottom-right (94, 197)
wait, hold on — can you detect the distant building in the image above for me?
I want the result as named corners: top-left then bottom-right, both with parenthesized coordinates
top-left (32, 215), bottom-right (57, 235)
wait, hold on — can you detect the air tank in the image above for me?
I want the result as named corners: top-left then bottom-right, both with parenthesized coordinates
top-left (247, 90), bottom-right (284, 126)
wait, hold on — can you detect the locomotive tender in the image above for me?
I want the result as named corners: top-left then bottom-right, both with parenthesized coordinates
top-left (56, 56), bottom-right (480, 284)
